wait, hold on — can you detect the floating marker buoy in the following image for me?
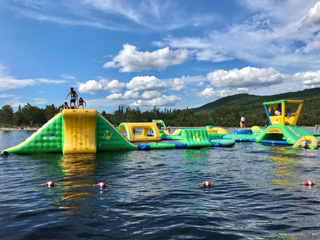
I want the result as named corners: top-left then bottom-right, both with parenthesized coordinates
top-left (98, 182), bottom-right (106, 189)
top-left (305, 181), bottom-right (314, 186)
top-left (46, 181), bottom-right (54, 188)
top-left (202, 181), bottom-right (211, 187)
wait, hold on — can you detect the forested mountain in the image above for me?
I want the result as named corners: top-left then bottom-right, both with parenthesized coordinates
top-left (193, 88), bottom-right (320, 112)
top-left (190, 88), bottom-right (320, 127)
top-left (1, 88), bottom-right (320, 128)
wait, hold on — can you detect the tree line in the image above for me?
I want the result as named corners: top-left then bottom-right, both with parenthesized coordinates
top-left (0, 102), bottom-right (318, 129)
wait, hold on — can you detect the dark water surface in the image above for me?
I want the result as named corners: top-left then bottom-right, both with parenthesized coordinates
top-left (1, 130), bottom-right (320, 239)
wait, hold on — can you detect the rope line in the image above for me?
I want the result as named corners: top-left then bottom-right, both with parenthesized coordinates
top-left (4, 181), bottom-right (316, 188)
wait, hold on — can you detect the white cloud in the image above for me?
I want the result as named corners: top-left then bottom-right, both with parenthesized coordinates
top-left (130, 95), bottom-right (182, 108)
top-left (6, 0), bottom-right (218, 32)
top-left (159, 37), bottom-right (211, 49)
top-left (197, 82), bottom-right (204, 87)
top-left (0, 76), bottom-right (36, 91)
top-left (107, 80), bottom-right (126, 93)
top-left (301, 33), bottom-right (320, 53)
top-left (167, 75), bottom-right (206, 91)
top-left (197, 87), bottom-right (248, 98)
top-left (126, 76), bottom-right (167, 91)
top-left (103, 44), bottom-right (190, 72)
top-left (0, 64), bottom-right (67, 91)
top-left (196, 49), bottom-right (232, 62)
top-left (83, 0), bottom-right (218, 31)
top-left (107, 91), bottom-right (140, 100)
top-left (207, 67), bottom-right (287, 88)
top-left (0, 94), bottom-right (14, 98)
top-left (83, 0), bottom-right (142, 23)
top-left (302, 2), bottom-right (320, 27)
top-left (78, 79), bottom-right (125, 94)
top-left (141, 91), bottom-right (163, 99)
top-left (32, 98), bottom-right (47, 104)
top-left (171, 78), bottom-right (186, 91)
top-left (78, 80), bottom-right (104, 94)
top-left (60, 74), bottom-right (75, 80)
top-left (293, 70), bottom-right (320, 88)
top-left (37, 78), bottom-right (67, 84)
top-left (158, 1), bottom-right (320, 71)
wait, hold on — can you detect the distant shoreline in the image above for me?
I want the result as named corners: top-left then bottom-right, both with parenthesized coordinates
top-left (0, 126), bottom-right (314, 132)
top-left (0, 127), bottom-right (39, 131)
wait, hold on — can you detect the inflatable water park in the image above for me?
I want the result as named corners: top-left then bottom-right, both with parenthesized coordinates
top-left (1, 99), bottom-right (318, 155)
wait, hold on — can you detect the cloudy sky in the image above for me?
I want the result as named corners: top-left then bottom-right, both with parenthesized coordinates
top-left (1, 0), bottom-right (320, 112)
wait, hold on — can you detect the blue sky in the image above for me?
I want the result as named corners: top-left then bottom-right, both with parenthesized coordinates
top-left (1, 0), bottom-right (320, 113)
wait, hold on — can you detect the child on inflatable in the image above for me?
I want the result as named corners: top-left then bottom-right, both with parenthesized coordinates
top-left (56, 102), bottom-right (69, 115)
top-left (65, 87), bottom-right (78, 109)
top-left (77, 97), bottom-right (86, 109)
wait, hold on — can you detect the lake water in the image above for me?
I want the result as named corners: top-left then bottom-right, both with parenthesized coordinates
top-left (1, 129), bottom-right (320, 239)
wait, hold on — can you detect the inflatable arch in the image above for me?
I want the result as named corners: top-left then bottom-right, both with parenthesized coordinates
top-left (118, 122), bottom-right (161, 142)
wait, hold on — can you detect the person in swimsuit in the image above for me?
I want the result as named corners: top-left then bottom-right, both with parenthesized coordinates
top-left (240, 116), bottom-right (245, 128)
top-left (77, 97), bottom-right (86, 109)
top-left (56, 102), bottom-right (69, 115)
top-left (65, 87), bottom-right (78, 109)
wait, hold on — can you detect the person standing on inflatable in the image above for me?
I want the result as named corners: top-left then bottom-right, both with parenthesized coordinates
top-left (77, 97), bottom-right (86, 109)
top-left (240, 116), bottom-right (245, 128)
top-left (65, 87), bottom-right (78, 109)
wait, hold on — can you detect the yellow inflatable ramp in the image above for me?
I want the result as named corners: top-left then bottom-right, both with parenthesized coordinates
top-left (63, 109), bottom-right (97, 154)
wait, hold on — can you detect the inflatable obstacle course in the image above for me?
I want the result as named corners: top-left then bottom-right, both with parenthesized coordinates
top-left (2, 111), bottom-right (235, 155)
top-left (257, 100), bottom-right (318, 149)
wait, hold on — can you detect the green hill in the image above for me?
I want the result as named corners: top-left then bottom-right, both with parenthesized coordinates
top-left (191, 88), bottom-right (320, 127)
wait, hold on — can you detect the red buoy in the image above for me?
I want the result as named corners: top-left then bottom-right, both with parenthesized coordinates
top-left (98, 182), bottom-right (106, 189)
top-left (305, 181), bottom-right (314, 186)
top-left (202, 181), bottom-right (211, 187)
top-left (46, 181), bottom-right (54, 188)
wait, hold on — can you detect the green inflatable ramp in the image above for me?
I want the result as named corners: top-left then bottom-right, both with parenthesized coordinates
top-left (256, 125), bottom-right (318, 149)
top-left (180, 129), bottom-right (212, 148)
top-left (2, 113), bottom-right (64, 154)
top-left (1, 110), bottom-right (137, 154)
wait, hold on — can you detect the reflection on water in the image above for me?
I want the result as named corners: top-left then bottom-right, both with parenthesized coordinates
top-left (58, 153), bottom-right (96, 215)
top-left (181, 148), bottom-right (211, 172)
top-left (267, 147), bottom-right (309, 188)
